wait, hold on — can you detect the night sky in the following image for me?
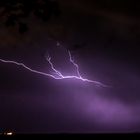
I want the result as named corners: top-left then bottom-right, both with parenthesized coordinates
top-left (0, 0), bottom-right (140, 134)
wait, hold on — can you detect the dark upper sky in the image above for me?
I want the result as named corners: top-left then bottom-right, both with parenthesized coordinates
top-left (0, 0), bottom-right (140, 134)
top-left (0, 0), bottom-right (140, 48)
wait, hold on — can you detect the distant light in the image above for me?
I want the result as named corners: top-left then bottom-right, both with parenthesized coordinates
top-left (6, 132), bottom-right (13, 136)
top-left (3, 131), bottom-right (14, 136)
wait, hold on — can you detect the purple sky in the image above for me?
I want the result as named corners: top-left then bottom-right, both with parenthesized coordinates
top-left (0, 41), bottom-right (140, 133)
top-left (0, 0), bottom-right (140, 134)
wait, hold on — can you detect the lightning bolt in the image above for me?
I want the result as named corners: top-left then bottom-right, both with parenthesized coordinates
top-left (0, 50), bottom-right (109, 88)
